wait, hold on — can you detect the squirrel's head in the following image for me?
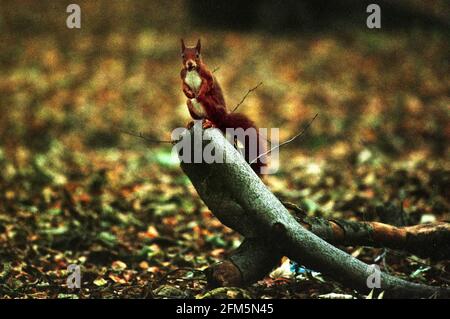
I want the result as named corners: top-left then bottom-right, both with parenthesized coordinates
top-left (181, 39), bottom-right (202, 71)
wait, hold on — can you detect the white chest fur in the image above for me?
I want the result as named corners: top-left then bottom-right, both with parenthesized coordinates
top-left (185, 70), bottom-right (202, 94)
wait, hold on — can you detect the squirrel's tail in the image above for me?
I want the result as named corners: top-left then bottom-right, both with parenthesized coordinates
top-left (198, 95), bottom-right (267, 175)
top-left (222, 112), bottom-right (267, 176)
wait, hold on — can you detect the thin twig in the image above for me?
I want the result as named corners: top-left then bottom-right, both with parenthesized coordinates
top-left (250, 113), bottom-right (318, 164)
top-left (117, 128), bottom-right (173, 144)
top-left (212, 66), bottom-right (220, 73)
top-left (232, 82), bottom-right (263, 113)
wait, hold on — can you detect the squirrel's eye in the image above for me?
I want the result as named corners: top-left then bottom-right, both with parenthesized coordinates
top-left (181, 53), bottom-right (185, 58)
top-left (196, 53), bottom-right (200, 58)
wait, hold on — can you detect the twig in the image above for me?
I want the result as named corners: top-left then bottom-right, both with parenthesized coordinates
top-left (212, 66), bottom-right (220, 73)
top-left (250, 113), bottom-right (318, 164)
top-left (232, 82), bottom-right (263, 113)
top-left (117, 128), bottom-right (173, 144)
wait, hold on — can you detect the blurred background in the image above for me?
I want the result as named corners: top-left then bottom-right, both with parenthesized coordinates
top-left (0, 0), bottom-right (448, 298)
top-left (1, 0), bottom-right (448, 154)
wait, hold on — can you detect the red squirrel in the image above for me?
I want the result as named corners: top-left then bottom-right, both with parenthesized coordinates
top-left (180, 39), bottom-right (266, 174)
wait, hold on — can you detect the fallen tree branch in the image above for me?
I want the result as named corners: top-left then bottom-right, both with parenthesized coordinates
top-left (281, 201), bottom-right (450, 260)
top-left (206, 216), bottom-right (450, 289)
top-left (292, 215), bottom-right (450, 260)
top-left (177, 125), bottom-right (450, 298)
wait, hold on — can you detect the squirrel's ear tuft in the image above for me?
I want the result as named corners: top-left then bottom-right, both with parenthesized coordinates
top-left (196, 39), bottom-right (201, 53)
top-left (181, 39), bottom-right (185, 52)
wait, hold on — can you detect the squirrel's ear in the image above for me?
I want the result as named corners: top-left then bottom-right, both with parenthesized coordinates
top-left (196, 39), bottom-right (201, 53)
top-left (181, 39), bottom-right (185, 52)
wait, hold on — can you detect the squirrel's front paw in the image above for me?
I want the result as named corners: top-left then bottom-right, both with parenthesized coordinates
top-left (202, 119), bottom-right (215, 129)
top-left (183, 89), bottom-right (195, 99)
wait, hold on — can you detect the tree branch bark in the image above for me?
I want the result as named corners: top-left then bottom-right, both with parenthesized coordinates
top-left (206, 238), bottom-right (282, 287)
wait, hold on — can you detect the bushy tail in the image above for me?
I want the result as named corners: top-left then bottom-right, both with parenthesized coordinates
top-left (197, 95), bottom-right (267, 175)
top-left (222, 112), bottom-right (267, 176)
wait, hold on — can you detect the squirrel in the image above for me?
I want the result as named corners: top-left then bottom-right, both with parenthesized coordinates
top-left (180, 39), bottom-right (266, 175)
